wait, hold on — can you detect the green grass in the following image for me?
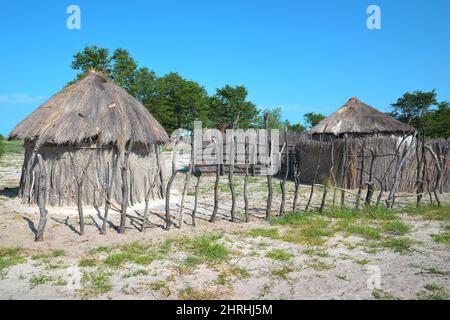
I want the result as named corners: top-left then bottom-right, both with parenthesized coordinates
top-left (337, 221), bottom-right (381, 240)
top-left (382, 221), bottom-right (411, 235)
top-left (381, 237), bottom-right (414, 253)
top-left (178, 284), bottom-right (215, 300)
top-left (417, 283), bottom-right (449, 300)
top-left (101, 242), bottom-right (161, 268)
top-left (431, 229), bottom-right (450, 245)
top-left (248, 228), bottom-right (280, 239)
top-left (302, 248), bottom-right (329, 257)
top-left (372, 289), bottom-right (398, 300)
top-left (355, 258), bottom-right (370, 265)
top-left (0, 247), bottom-right (26, 270)
top-left (80, 270), bottom-right (112, 298)
top-left (79, 258), bottom-right (98, 267)
top-left (271, 264), bottom-right (295, 280)
top-left (181, 233), bottom-right (229, 265)
top-left (29, 274), bottom-right (54, 287)
top-left (403, 204), bottom-right (450, 221)
top-left (265, 249), bottom-right (294, 261)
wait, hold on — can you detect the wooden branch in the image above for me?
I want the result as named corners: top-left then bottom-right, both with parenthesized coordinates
top-left (210, 137), bottom-right (220, 223)
top-left (279, 122), bottom-right (289, 216)
top-left (265, 113), bottom-right (273, 218)
top-left (35, 154), bottom-right (48, 241)
top-left (165, 138), bottom-right (180, 230)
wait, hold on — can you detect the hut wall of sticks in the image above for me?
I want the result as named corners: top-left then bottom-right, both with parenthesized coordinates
top-left (8, 71), bottom-right (169, 207)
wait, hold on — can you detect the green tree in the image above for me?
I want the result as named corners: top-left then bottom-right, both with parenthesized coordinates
top-left (304, 112), bottom-right (326, 129)
top-left (255, 107), bottom-right (284, 129)
top-left (151, 73), bottom-right (209, 132)
top-left (287, 122), bottom-right (306, 133)
top-left (71, 46), bottom-right (111, 75)
top-left (110, 48), bottom-right (138, 94)
top-left (390, 90), bottom-right (438, 130)
top-left (390, 90), bottom-right (450, 137)
top-left (208, 85), bottom-right (259, 131)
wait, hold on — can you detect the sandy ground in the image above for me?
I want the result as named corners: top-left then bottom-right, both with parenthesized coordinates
top-left (0, 152), bottom-right (449, 300)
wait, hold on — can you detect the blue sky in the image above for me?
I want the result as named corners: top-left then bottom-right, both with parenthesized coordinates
top-left (1, 0), bottom-right (449, 136)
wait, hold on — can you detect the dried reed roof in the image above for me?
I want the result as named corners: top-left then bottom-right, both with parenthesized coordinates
top-left (8, 71), bottom-right (169, 146)
top-left (310, 97), bottom-right (416, 136)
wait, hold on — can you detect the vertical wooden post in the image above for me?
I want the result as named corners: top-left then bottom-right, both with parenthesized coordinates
top-left (192, 168), bottom-right (201, 226)
top-left (292, 147), bottom-right (301, 212)
top-left (279, 122), bottom-right (289, 216)
top-left (355, 140), bottom-right (366, 209)
top-left (101, 148), bottom-right (119, 235)
top-left (340, 135), bottom-right (348, 209)
top-left (244, 136), bottom-right (250, 222)
top-left (165, 138), bottom-right (180, 230)
top-left (265, 113), bottom-right (273, 218)
top-left (119, 143), bottom-right (131, 234)
top-left (365, 148), bottom-right (377, 206)
top-left (210, 137), bottom-right (221, 222)
top-left (179, 134), bottom-right (194, 228)
top-left (35, 154), bottom-right (48, 242)
top-left (425, 144), bottom-right (443, 207)
top-left (305, 129), bottom-right (325, 212)
top-left (228, 131), bottom-right (236, 222)
top-left (320, 137), bottom-right (335, 212)
top-left (386, 135), bottom-right (416, 209)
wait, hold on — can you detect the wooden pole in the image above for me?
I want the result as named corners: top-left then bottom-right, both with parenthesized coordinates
top-left (35, 154), bottom-right (48, 242)
top-left (305, 129), bottom-right (325, 212)
top-left (165, 138), bottom-right (180, 230)
top-left (178, 134), bottom-right (194, 228)
top-left (210, 137), bottom-right (221, 222)
top-left (355, 140), bottom-right (366, 209)
top-left (365, 148), bottom-right (377, 206)
top-left (244, 136), bottom-right (250, 222)
top-left (119, 143), bottom-right (131, 234)
top-left (320, 137), bottom-right (334, 212)
top-left (265, 113), bottom-right (273, 218)
top-left (425, 144), bottom-right (443, 207)
top-left (340, 135), bottom-right (348, 209)
top-left (279, 122), bottom-right (289, 216)
top-left (101, 148), bottom-right (119, 235)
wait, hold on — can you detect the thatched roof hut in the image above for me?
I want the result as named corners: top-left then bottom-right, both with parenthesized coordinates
top-left (310, 97), bottom-right (416, 137)
top-left (8, 71), bottom-right (169, 206)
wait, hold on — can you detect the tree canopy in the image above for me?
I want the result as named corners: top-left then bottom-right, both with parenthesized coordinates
top-left (390, 90), bottom-right (450, 138)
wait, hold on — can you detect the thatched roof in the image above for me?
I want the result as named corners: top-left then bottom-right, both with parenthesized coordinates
top-left (8, 72), bottom-right (169, 146)
top-left (310, 97), bottom-right (416, 136)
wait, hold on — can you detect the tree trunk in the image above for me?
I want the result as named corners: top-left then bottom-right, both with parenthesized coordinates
top-left (35, 154), bottom-right (48, 242)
